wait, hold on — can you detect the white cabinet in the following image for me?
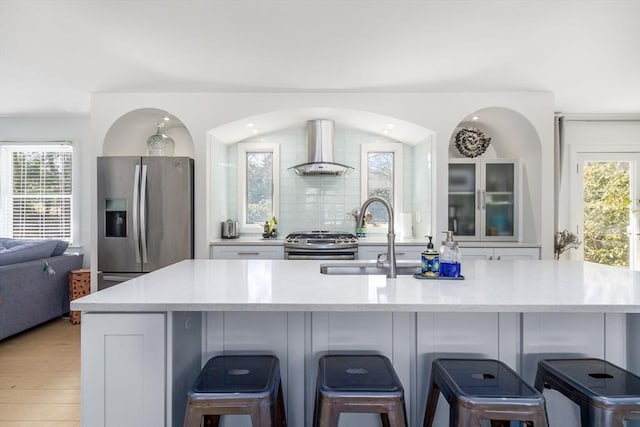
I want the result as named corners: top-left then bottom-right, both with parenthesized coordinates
top-left (81, 313), bottom-right (166, 427)
top-left (358, 245), bottom-right (424, 261)
top-left (449, 159), bottom-right (519, 241)
top-left (211, 244), bottom-right (284, 259)
top-left (460, 246), bottom-right (540, 260)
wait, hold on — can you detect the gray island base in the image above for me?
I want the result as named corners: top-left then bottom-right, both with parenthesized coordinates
top-left (72, 259), bottom-right (640, 427)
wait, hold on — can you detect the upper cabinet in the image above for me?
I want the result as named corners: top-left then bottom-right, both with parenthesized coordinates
top-left (448, 158), bottom-right (519, 242)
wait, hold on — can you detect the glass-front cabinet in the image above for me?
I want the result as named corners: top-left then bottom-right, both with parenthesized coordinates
top-left (448, 159), bottom-right (519, 241)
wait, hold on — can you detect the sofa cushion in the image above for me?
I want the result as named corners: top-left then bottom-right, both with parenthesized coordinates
top-left (0, 238), bottom-right (68, 256)
top-left (51, 240), bottom-right (69, 256)
top-left (0, 240), bottom-right (58, 266)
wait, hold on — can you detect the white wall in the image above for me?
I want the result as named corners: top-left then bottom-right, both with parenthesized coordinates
top-left (89, 92), bottom-right (554, 269)
top-left (0, 116), bottom-right (91, 266)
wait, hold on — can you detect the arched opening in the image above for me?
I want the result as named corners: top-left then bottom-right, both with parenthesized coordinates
top-left (207, 108), bottom-right (435, 240)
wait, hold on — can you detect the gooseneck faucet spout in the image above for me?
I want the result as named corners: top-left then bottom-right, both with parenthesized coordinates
top-left (357, 197), bottom-right (396, 278)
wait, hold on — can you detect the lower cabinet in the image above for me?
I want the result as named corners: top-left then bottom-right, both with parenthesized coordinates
top-left (360, 245), bottom-right (540, 261)
top-left (81, 313), bottom-right (166, 427)
top-left (358, 245), bottom-right (424, 261)
top-left (460, 246), bottom-right (540, 260)
top-left (210, 244), bottom-right (284, 259)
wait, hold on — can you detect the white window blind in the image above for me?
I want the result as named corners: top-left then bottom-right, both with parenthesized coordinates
top-left (0, 143), bottom-right (73, 241)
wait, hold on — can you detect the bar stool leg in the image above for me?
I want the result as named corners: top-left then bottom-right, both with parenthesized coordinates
top-left (316, 398), bottom-right (340, 427)
top-left (423, 380), bottom-right (440, 427)
top-left (276, 383), bottom-right (287, 427)
top-left (203, 414), bottom-right (220, 427)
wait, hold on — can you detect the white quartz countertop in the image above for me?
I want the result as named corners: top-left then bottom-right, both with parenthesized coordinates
top-left (72, 260), bottom-right (640, 313)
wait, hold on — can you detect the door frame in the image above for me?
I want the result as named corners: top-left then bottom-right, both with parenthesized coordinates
top-left (569, 144), bottom-right (640, 267)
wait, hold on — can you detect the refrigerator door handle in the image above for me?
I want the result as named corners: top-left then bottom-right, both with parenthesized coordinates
top-left (140, 164), bottom-right (148, 264)
top-left (132, 164), bottom-right (141, 264)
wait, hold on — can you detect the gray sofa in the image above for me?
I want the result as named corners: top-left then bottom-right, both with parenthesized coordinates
top-left (0, 238), bottom-right (84, 341)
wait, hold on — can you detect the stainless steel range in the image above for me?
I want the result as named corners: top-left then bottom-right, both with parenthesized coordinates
top-left (284, 230), bottom-right (358, 260)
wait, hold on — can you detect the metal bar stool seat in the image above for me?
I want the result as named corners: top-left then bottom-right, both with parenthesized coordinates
top-left (313, 354), bottom-right (407, 427)
top-left (183, 354), bottom-right (286, 427)
top-left (534, 358), bottom-right (640, 426)
top-left (423, 358), bottom-right (549, 427)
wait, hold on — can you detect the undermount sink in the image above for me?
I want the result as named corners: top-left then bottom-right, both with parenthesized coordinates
top-left (320, 261), bottom-right (421, 276)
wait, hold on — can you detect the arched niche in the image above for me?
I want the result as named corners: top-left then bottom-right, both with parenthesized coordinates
top-left (206, 108), bottom-right (436, 239)
top-left (448, 106), bottom-right (542, 243)
top-left (102, 108), bottom-right (195, 157)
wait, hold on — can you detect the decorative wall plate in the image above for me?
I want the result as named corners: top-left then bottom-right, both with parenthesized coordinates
top-left (454, 127), bottom-right (491, 158)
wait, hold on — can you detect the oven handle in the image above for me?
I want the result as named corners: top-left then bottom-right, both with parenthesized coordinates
top-left (286, 254), bottom-right (356, 260)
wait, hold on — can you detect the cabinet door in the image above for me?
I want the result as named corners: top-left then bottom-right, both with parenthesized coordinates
top-left (494, 247), bottom-right (540, 260)
top-left (358, 245), bottom-right (385, 260)
top-left (448, 162), bottom-right (480, 240)
top-left (460, 247), bottom-right (494, 260)
top-left (82, 313), bottom-right (166, 427)
top-left (394, 245), bottom-right (424, 261)
top-left (211, 245), bottom-right (284, 259)
top-left (482, 161), bottom-right (518, 241)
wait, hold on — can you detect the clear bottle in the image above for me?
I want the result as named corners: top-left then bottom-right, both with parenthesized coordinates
top-left (421, 236), bottom-right (440, 277)
top-left (439, 231), bottom-right (462, 278)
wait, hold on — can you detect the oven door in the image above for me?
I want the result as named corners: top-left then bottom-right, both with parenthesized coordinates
top-left (284, 248), bottom-right (357, 260)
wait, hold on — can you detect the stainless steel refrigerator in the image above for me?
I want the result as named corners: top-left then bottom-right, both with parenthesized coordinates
top-left (97, 156), bottom-right (194, 289)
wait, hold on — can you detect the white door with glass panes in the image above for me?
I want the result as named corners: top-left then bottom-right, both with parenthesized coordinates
top-left (448, 159), bottom-right (519, 241)
top-left (571, 152), bottom-right (640, 269)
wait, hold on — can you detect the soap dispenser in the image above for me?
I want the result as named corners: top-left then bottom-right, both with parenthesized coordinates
top-left (439, 231), bottom-right (462, 278)
top-left (421, 236), bottom-right (440, 277)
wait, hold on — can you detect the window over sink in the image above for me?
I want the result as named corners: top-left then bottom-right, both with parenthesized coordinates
top-left (360, 142), bottom-right (403, 232)
top-left (237, 142), bottom-right (280, 233)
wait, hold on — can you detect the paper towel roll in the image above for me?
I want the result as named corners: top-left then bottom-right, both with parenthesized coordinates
top-left (395, 212), bottom-right (413, 239)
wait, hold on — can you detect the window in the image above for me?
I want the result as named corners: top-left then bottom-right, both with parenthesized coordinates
top-left (238, 142), bottom-right (280, 232)
top-left (361, 142), bottom-right (403, 230)
top-left (0, 142), bottom-right (73, 241)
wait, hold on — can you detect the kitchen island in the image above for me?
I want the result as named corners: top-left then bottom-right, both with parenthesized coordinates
top-left (72, 259), bottom-right (640, 427)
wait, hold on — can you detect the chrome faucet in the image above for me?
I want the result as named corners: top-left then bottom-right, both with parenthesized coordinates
top-left (358, 197), bottom-right (396, 278)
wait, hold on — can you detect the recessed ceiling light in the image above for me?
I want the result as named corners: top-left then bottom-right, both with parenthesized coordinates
top-left (162, 116), bottom-right (170, 121)
top-left (386, 123), bottom-right (395, 129)
top-left (253, 129), bottom-right (259, 133)
top-left (246, 123), bottom-right (255, 128)
top-left (382, 129), bottom-right (390, 134)
top-left (471, 116), bottom-right (480, 121)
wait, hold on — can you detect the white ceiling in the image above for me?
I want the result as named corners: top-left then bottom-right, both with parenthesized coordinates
top-left (1, 0), bottom-right (639, 117)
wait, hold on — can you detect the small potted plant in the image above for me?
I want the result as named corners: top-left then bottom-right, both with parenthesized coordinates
top-left (554, 229), bottom-right (582, 260)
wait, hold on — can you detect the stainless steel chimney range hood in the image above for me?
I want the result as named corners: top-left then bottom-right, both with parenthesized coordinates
top-left (288, 119), bottom-right (354, 176)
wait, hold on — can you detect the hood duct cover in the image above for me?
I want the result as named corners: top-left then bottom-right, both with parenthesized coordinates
top-left (289, 119), bottom-right (354, 176)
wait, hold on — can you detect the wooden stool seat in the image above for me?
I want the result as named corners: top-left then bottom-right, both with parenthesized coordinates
top-left (313, 354), bottom-right (407, 427)
top-left (535, 358), bottom-right (640, 426)
top-left (424, 358), bottom-right (549, 427)
top-left (183, 355), bottom-right (286, 427)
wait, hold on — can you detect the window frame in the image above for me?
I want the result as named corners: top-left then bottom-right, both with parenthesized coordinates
top-left (360, 142), bottom-right (403, 233)
top-left (0, 140), bottom-right (75, 243)
top-left (237, 142), bottom-right (280, 233)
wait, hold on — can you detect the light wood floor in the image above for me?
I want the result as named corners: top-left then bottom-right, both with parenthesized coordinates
top-left (0, 318), bottom-right (80, 427)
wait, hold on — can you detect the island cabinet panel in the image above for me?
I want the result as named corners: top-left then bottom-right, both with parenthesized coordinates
top-left (416, 313), bottom-right (511, 427)
top-left (521, 313), bottom-right (628, 427)
top-left (81, 313), bottom-right (166, 427)
top-left (204, 311), bottom-right (306, 427)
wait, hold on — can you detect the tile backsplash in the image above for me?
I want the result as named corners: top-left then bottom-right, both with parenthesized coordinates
top-left (214, 126), bottom-right (432, 237)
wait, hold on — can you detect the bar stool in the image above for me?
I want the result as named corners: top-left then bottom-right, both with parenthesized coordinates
top-left (535, 358), bottom-right (640, 426)
top-left (313, 354), bottom-right (407, 427)
top-left (423, 358), bottom-right (549, 427)
top-left (183, 354), bottom-right (286, 427)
